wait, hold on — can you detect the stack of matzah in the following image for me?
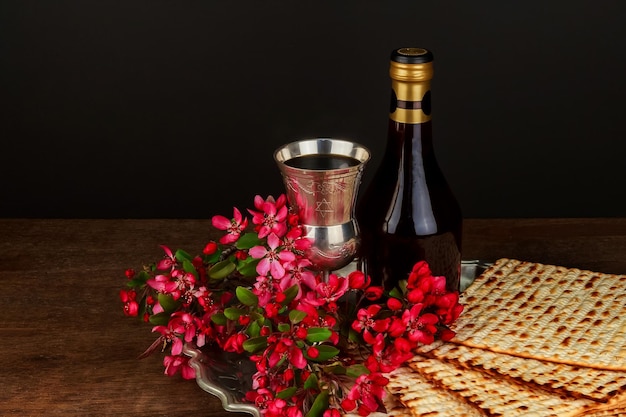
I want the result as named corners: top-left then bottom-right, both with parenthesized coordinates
top-left (379, 258), bottom-right (626, 417)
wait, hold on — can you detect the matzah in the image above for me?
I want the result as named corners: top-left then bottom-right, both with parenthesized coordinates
top-left (417, 340), bottom-right (626, 402)
top-left (451, 258), bottom-right (626, 370)
top-left (406, 355), bottom-right (597, 417)
top-left (385, 366), bottom-right (484, 416)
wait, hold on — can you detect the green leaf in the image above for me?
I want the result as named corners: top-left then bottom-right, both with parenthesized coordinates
top-left (182, 259), bottom-right (198, 278)
top-left (224, 307), bottom-right (246, 321)
top-left (236, 258), bottom-right (260, 277)
top-left (346, 364), bottom-right (370, 378)
top-left (276, 386), bottom-right (297, 400)
top-left (247, 320), bottom-right (261, 337)
top-left (174, 249), bottom-right (193, 262)
top-left (126, 270), bottom-right (151, 288)
top-left (277, 323), bottom-right (291, 333)
top-left (210, 312), bottom-right (227, 325)
top-left (303, 372), bottom-right (319, 390)
top-left (289, 309), bottom-right (307, 324)
top-left (208, 259), bottom-right (237, 280)
top-left (305, 390), bottom-right (329, 417)
top-left (235, 233), bottom-right (263, 250)
top-left (388, 286), bottom-right (403, 299)
top-left (281, 284), bottom-right (299, 306)
top-left (148, 312), bottom-right (171, 326)
top-left (236, 286), bottom-right (258, 306)
top-left (243, 336), bottom-right (267, 353)
top-left (322, 364), bottom-right (346, 375)
top-left (157, 293), bottom-right (181, 313)
top-left (250, 311), bottom-right (264, 323)
top-left (305, 328), bottom-right (332, 343)
top-left (307, 345), bottom-right (340, 362)
top-left (202, 248), bottom-right (220, 264)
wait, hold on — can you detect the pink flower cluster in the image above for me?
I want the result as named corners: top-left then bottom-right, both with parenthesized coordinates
top-left (120, 194), bottom-right (464, 417)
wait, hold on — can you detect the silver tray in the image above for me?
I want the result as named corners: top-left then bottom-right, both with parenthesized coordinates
top-left (184, 260), bottom-right (492, 417)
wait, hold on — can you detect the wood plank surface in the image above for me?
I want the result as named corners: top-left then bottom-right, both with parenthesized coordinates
top-left (1, 218), bottom-right (625, 417)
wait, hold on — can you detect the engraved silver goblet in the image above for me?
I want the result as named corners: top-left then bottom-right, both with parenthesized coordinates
top-left (274, 138), bottom-right (370, 277)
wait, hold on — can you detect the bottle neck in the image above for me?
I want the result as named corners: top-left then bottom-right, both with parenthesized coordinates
top-left (389, 79), bottom-right (432, 124)
top-left (388, 78), bottom-right (434, 155)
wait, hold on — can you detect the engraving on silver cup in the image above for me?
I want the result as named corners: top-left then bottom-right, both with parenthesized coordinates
top-left (274, 138), bottom-right (370, 273)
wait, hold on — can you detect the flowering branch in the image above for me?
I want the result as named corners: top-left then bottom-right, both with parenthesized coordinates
top-left (120, 194), bottom-right (463, 417)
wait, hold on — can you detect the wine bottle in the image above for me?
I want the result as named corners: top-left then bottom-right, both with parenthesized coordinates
top-left (356, 47), bottom-right (462, 292)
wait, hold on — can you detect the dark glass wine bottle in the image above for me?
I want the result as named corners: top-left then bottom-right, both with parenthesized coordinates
top-left (356, 47), bottom-right (462, 292)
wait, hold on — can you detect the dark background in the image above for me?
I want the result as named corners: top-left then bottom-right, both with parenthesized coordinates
top-left (1, 0), bottom-right (625, 219)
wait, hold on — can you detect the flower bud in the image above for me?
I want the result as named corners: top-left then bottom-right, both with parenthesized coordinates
top-left (364, 286), bottom-right (384, 301)
top-left (341, 399), bottom-right (356, 412)
top-left (348, 270), bottom-right (371, 289)
top-left (387, 297), bottom-right (403, 310)
top-left (307, 346), bottom-right (319, 359)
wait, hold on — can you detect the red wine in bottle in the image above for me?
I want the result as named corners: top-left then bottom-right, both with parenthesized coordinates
top-left (356, 47), bottom-right (462, 292)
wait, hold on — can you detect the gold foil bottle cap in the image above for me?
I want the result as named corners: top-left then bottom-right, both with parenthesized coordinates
top-left (389, 47), bottom-right (434, 82)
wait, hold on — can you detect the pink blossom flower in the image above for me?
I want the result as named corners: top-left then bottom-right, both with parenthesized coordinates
top-left (281, 225), bottom-right (312, 253)
top-left (305, 274), bottom-right (349, 309)
top-left (147, 274), bottom-right (178, 296)
top-left (282, 258), bottom-right (316, 293)
top-left (156, 245), bottom-right (176, 271)
top-left (152, 324), bottom-right (184, 356)
top-left (194, 316), bottom-right (215, 347)
top-left (171, 269), bottom-right (196, 292)
top-left (247, 388), bottom-right (288, 416)
top-left (268, 338), bottom-right (307, 369)
top-left (194, 286), bottom-right (217, 314)
top-left (253, 275), bottom-right (277, 306)
top-left (212, 207), bottom-right (248, 244)
top-left (364, 333), bottom-right (413, 373)
top-left (169, 311), bottom-right (199, 343)
top-left (249, 233), bottom-right (295, 279)
top-left (163, 354), bottom-right (195, 379)
top-left (248, 195), bottom-right (288, 238)
top-left (401, 304), bottom-right (440, 345)
top-left (346, 373), bottom-right (388, 415)
top-left (352, 304), bottom-right (390, 338)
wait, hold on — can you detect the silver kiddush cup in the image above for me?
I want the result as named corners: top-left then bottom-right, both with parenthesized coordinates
top-left (274, 138), bottom-right (370, 274)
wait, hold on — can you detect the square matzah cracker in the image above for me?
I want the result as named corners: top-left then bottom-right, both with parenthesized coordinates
top-left (451, 258), bottom-right (626, 370)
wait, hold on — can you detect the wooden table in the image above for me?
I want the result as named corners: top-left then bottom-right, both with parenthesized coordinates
top-left (1, 218), bottom-right (625, 417)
